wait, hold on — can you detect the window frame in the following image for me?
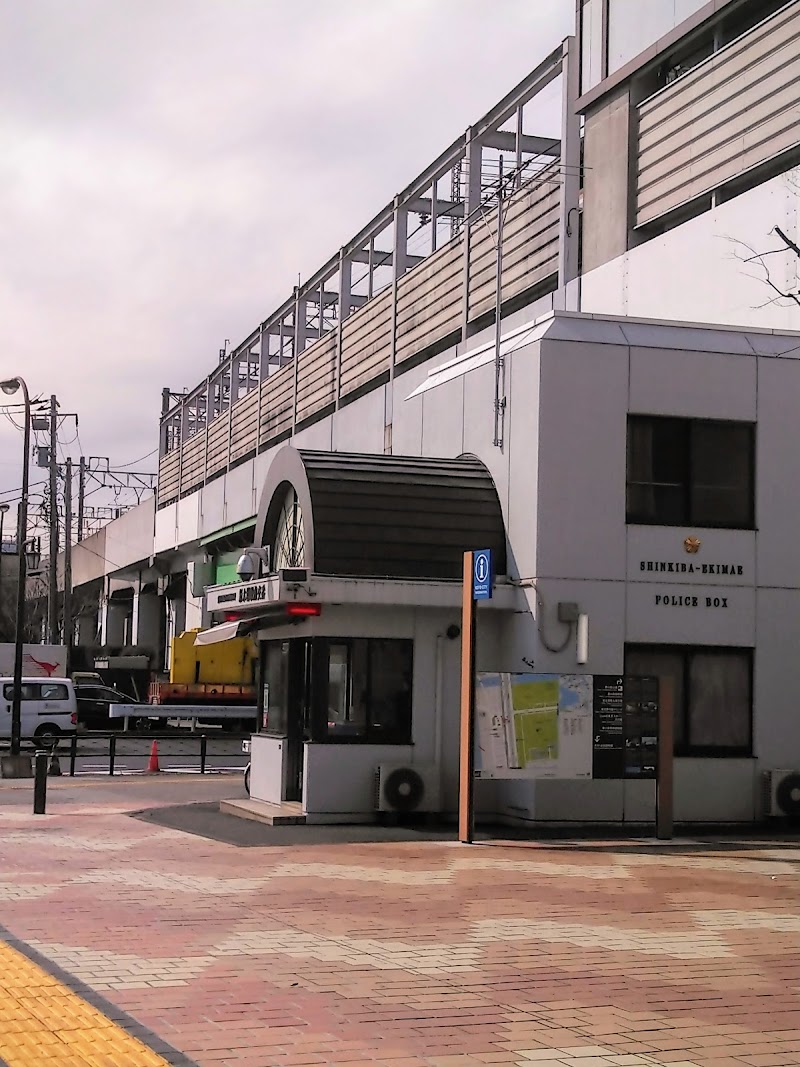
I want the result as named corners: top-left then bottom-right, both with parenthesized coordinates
top-left (626, 414), bottom-right (755, 530)
top-left (3, 683), bottom-right (39, 701)
top-left (624, 644), bottom-right (753, 758)
top-left (40, 683), bottom-right (69, 701)
top-left (313, 637), bottom-right (413, 746)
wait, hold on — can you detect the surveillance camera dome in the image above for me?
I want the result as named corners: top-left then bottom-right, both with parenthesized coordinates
top-left (236, 550), bottom-right (256, 582)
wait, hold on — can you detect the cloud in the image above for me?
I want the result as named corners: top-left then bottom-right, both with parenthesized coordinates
top-left (0, 0), bottom-right (573, 503)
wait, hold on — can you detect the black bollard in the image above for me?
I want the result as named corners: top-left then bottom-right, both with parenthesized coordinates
top-left (33, 751), bottom-right (48, 815)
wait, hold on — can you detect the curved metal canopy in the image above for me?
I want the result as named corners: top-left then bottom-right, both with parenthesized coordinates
top-left (254, 447), bottom-right (507, 581)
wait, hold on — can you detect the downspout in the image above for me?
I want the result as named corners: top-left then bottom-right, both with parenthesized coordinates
top-left (434, 633), bottom-right (445, 811)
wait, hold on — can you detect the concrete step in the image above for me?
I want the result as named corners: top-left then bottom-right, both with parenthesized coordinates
top-left (220, 797), bottom-right (306, 826)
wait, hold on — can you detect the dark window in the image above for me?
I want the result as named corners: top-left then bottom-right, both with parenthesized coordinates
top-left (720, 0), bottom-right (788, 47)
top-left (625, 645), bottom-right (752, 756)
top-left (3, 683), bottom-right (39, 701)
top-left (320, 638), bottom-right (413, 744)
top-left (260, 637), bottom-right (413, 745)
top-left (367, 639), bottom-right (413, 743)
top-left (77, 686), bottom-right (119, 702)
top-left (40, 683), bottom-right (68, 700)
top-left (626, 416), bottom-right (754, 528)
top-left (656, 34), bottom-right (714, 88)
top-left (76, 687), bottom-right (102, 700)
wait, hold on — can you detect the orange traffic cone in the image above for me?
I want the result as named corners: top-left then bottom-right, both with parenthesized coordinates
top-left (147, 740), bottom-right (161, 773)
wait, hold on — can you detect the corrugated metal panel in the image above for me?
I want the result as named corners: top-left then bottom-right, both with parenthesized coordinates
top-left (259, 363), bottom-right (294, 446)
top-left (339, 288), bottom-right (393, 395)
top-left (636, 2), bottom-right (800, 226)
top-left (230, 387), bottom-right (260, 463)
top-left (301, 450), bottom-right (507, 580)
top-left (296, 331), bottom-right (337, 422)
top-left (206, 411), bottom-right (230, 478)
top-left (469, 176), bottom-right (560, 317)
top-left (395, 240), bottom-right (463, 365)
top-left (180, 433), bottom-right (206, 495)
top-left (158, 452), bottom-right (180, 506)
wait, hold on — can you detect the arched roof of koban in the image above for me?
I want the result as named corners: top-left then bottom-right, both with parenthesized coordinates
top-left (254, 446), bottom-right (507, 580)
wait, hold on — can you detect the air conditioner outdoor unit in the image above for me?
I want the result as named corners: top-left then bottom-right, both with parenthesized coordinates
top-left (764, 769), bottom-right (800, 818)
top-left (375, 763), bottom-right (440, 814)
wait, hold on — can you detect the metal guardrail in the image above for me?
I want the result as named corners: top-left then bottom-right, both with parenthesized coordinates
top-left (2, 731), bottom-right (250, 777)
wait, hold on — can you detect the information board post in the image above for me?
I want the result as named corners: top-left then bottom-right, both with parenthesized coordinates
top-left (656, 676), bottom-right (674, 840)
top-left (459, 551), bottom-right (476, 844)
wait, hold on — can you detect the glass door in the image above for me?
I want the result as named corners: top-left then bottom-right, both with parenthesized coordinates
top-left (262, 638), bottom-right (311, 802)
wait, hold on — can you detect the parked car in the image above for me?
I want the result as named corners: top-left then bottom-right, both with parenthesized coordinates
top-left (75, 684), bottom-right (145, 730)
top-left (0, 677), bottom-right (78, 744)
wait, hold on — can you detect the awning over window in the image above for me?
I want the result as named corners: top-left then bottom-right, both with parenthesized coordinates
top-left (194, 620), bottom-right (253, 646)
top-left (109, 587), bottom-right (135, 601)
top-left (200, 518), bottom-right (256, 552)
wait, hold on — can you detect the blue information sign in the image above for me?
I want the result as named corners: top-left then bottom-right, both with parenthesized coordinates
top-left (473, 549), bottom-right (493, 600)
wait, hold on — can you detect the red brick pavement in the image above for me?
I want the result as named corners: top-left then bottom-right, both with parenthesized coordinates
top-left (1, 775), bottom-right (800, 1066)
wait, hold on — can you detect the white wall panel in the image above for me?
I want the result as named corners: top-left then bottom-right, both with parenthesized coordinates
top-left (629, 347), bottom-right (757, 420)
top-left (581, 170), bottom-right (800, 332)
top-left (537, 339), bottom-right (629, 580)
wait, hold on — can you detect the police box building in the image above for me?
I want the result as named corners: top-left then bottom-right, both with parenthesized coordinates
top-left (193, 310), bottom-right (796, 827)
top-left (73, 0), bottom-right (800, 825)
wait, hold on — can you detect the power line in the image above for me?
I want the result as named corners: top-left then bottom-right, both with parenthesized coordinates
top-left (115, 446), bottom-right (158, 469)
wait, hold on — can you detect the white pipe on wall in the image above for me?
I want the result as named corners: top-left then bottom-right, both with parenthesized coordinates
top-left (576, 613), bottom-right (589, 666)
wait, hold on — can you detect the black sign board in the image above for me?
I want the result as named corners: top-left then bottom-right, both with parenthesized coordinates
top-left (593, 675), bottom-right (659, 780)
top-left (592, 675), bottom-right (625, 779)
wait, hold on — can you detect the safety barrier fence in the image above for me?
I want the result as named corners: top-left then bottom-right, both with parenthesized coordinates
top-left (2, 731), bottom-right (250, 777)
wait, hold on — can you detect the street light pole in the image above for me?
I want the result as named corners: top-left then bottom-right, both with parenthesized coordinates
top-left (63, 457), bottom-right (73, 654)
top-left (0, 376), bottom-right (31, 768)
top-left (48, 394), bottom-right (58, 643)
top-left (0, 503), bottom-right (9, 641)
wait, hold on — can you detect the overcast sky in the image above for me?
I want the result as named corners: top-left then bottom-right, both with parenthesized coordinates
top-left (0, 0), bottom-right (573, 518)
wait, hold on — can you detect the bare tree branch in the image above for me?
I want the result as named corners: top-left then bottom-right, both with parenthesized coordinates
top-left (720, 232), bottom-right (800, 308)
top-left (775, 225), bottom-right (800, 259)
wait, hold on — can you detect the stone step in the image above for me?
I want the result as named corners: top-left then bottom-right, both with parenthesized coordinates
top-left (220, 797), bottom-right (306, 826)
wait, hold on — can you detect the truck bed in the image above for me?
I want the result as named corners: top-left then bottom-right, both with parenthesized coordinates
top-left (149, 681), bottom-right (256, 705)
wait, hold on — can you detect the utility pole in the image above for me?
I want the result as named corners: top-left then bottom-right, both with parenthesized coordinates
top-left (47, 395), bottom-right (59, 643)
top-left (63, 457), bottom-right (73, 655)
top-left (78, 456), bottom-right (86, 543)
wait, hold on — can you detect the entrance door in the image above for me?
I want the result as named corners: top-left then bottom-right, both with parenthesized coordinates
top-left (285, 639), bottom-right (311, 802)
top-left (262, 639), bottom-right (311, 803)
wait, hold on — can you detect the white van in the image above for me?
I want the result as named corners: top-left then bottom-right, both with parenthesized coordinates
top-left (0, 677), bottom-right (78, 742)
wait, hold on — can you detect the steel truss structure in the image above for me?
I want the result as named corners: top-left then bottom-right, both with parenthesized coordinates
top-left (158, 39), bottom-right (580, 507)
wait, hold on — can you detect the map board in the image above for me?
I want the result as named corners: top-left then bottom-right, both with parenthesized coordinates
top-left (475, 673), bottom-right (658, 781)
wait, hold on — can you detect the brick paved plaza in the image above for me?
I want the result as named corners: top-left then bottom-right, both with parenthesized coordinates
top-left (1, 774), bottom-right (800, 1067)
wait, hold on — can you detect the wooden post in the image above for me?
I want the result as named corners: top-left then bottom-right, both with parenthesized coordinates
top-left (656, 675), bottom-right (674, 840)
top-left (459, 551), bottom-right (476, 844)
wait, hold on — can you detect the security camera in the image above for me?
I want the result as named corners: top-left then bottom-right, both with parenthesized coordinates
top-left (236, 546), bottom-right (271, 582)
top-left (236, 551), bottom-right (257, 582)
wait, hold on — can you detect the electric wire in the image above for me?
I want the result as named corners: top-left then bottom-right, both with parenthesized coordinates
top-left (115, 447), bottom-right (158, 469)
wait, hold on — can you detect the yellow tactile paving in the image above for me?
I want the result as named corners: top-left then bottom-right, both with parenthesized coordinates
top-left (0, 941), bottom-right (170, 1067)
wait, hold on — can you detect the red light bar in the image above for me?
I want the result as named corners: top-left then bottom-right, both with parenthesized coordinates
top-left (286, 603), bottom-right (321, 618)
top-left (223, 612), bottom-right (243, 622)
